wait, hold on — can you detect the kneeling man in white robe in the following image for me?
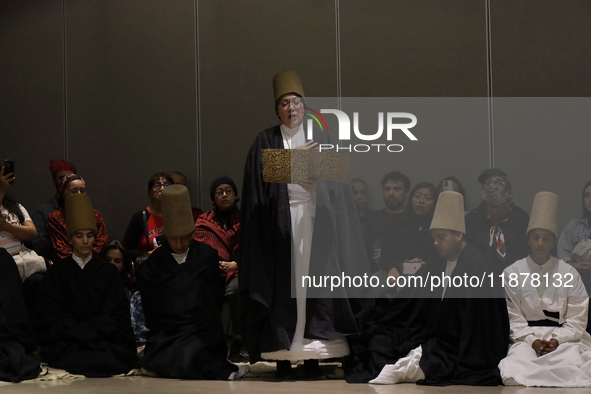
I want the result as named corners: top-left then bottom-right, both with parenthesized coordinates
top-left (499, 192), bottom-right (591, 387)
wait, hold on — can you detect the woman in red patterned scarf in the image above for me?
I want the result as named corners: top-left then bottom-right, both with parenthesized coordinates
top-left (194, 176), bottom-right (243, 362)
top-left (47, 174), bottom-right (109, 260)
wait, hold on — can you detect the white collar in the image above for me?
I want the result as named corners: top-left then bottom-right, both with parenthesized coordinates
top-left (72, 253), bottom-right (92, 269)
top-left (171, 250), bottom-right (189, 265)
top-left (280, 123), bottom-right (303, 137)
top-left (526, 255), bottom-right (558, 272)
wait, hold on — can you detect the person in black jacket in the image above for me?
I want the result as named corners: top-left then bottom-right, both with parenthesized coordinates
top-left (36, 193), bottom-right (136, 377)
top-left (346, 191), bottom-right (509, 386)
top-left (465, 176), bottom-right (530, 268)
top-left (136, 185), bottom-right (247, 380)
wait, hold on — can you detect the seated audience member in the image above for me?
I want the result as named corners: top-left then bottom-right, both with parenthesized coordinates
top-left (100, 241), bottom-right (135, 298)
top-left (369, 171), bottom-right (411, 268)
top-left (347, 191), bottom-right (509, 385)
top-left (558, 180), bottom-right (591, 292)
top-left (37, 194), bottom-right (136, 377)
top-left (136, 185), bottom-right (247, 380)
top-left (499, 192), bottom-right (591, 387)
top-left (351, 178), bottom-right (376, 272)
top-left (437, 176), bottom-right (467, 211)
top-left (465, 176), bottom-right (529, 268)
top-left (47, 174), bottom-right (109, 260)
top-left (477, 168), bottom-right (507, 188)
top-left (122, 173), bottom-right (173, 254)
top-left (0, 166), bottom-right (46, 316)
top-left (169, 171), bottom-right (203, 221)
top-left (194, 176), bottom-right (243, 362)
top-left (130, 253), bottom-right (149, 355)
top-left (31, 159), bottom-right (76, 258)
top-left (380, 182), bottom-right (439, 281)
top-left (0, 249), bottom-right (41, 382)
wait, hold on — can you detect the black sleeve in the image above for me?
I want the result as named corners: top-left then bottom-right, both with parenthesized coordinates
top-left (501, 212), bottom-right (530, 268)
top-left (380, 225), bottom-right (404, 272)
top-left (122, 210), bottom-right (151, 261)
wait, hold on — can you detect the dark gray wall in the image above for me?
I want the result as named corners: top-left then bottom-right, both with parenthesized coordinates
top-left (64, 0), bottom-right (198, 239)
top-left (490, 1), bottom-right (591, 231)
top-left (2, 0), bottom-right (590, 240)
top-left (198, 0), bottom-right (337, 209)
top-left (1, 0), bottom-right (64, 213)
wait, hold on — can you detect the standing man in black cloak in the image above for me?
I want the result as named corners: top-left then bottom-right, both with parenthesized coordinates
top-left (240, 70), bottom-right (371, 377)
top-left (353, 191), bottom-right (509, 386)
top-left (0, 248), bottom-right (41, 382)
top-left (136, 185), bottom-right (247, 380)
top-left (36, 193), bottom-right (136, 377)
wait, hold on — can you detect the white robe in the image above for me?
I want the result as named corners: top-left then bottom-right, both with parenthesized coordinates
top-left (260, 124), bottom-right (350, 361)
top-left (499, 256), bottom-right (591, 387)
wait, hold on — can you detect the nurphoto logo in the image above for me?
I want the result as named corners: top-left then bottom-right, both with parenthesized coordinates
top-left (304, 108), bottom-right (418, 153)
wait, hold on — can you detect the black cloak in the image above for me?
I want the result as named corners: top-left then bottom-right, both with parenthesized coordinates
top-left (36, 255), bottom-right (136, 377)
top-left (346, 244), bottom-right (509, 386)
top-left (240, 124), bottom-right (373, 362)
top-left (0, 249), bottom-right (41, 382)
top-left (418, 244), bottom-right (510, 386)
top-left (136, 240), bottom-right (238, 380)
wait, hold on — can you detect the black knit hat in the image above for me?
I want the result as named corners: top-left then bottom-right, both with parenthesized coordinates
top-left (210, 176), bottom-right (238, 201)
top-left (477, 168), bottom-right (506, 184)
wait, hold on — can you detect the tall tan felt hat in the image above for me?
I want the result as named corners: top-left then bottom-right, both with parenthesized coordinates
top-left (527, 191), bottom-right (559, 238)
top-left (273, 70), bottom-right (305, 102)
top-left (161, 185), bottom-right (195, 237)
top-left (65, 193), bottom-right (97, 238)
top-left (430, 191), bottom-right (466, 234)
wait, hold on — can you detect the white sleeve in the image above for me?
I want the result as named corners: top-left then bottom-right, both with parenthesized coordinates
top-left (504, 269), bottom-right (536, 343)
top-left (18, 203), bottom-right (32, 223)
top-left (551, 268), bottom-right (589, 344)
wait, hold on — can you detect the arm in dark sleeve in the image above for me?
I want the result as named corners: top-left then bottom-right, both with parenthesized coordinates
top-left (500, 213), bottom-right (530, 268)
top-left (380, 225), bottom-right (404, 272)
top-left (122, 210), bottom-right (150, 261)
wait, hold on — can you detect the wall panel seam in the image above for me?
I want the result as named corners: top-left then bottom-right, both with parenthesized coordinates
top-left (195, 0), bottom-right (202, 208)
top-left (485, 0), bottom-right (494, 168)
top-left (62, 0), bottom-right (68, 160)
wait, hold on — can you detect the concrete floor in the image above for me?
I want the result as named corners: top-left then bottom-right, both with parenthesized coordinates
top-left (2, 376), bottom-right (591, 394)
top-left (2, 362), bottom-right (590, 394)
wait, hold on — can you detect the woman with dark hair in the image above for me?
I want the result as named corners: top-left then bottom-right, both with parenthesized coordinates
top-left (194, 176), bottom-right (242, 361)
top-left (123, 172), bottom-right (173, 253)
top-left (0, 166), bottom-right (46, 318)
top-left (558, 180), bottom-right (591, 292)
top-left (99, 240), bottom-right (134, 297)
top-left (47, 174), bottom-right (109, 260)
top-left (380, 182), bottom-right (440, 281)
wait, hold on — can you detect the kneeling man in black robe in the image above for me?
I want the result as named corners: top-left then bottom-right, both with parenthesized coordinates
top-left (348, 191), bottom-right (509, 386)
top-left (36, 193), bottom-right (136, 377)
top-left (136, 185), bottom-right (247, 380)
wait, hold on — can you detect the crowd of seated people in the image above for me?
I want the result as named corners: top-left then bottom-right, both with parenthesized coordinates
top-left (2, 156), bottom-right (590, 384)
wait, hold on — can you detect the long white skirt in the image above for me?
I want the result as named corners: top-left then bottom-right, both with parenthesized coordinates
top-left (499, 327), bottom-right (591, 387)
top-left (261, 196), bottom-right (350, 361)
top-left (369, 346), bottom-right (425, 384)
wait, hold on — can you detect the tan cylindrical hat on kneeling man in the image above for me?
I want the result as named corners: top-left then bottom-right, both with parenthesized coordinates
top-left (273, 70), bottom-right (305, 102)
top-left (430, 191), bottom-right (466, 234)
top-left (65, 193), bottom-right (97, 238)
top-left (161, 185), bottom-right (195, 237)
top-left (526, 191), bottom-right (559, 239)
